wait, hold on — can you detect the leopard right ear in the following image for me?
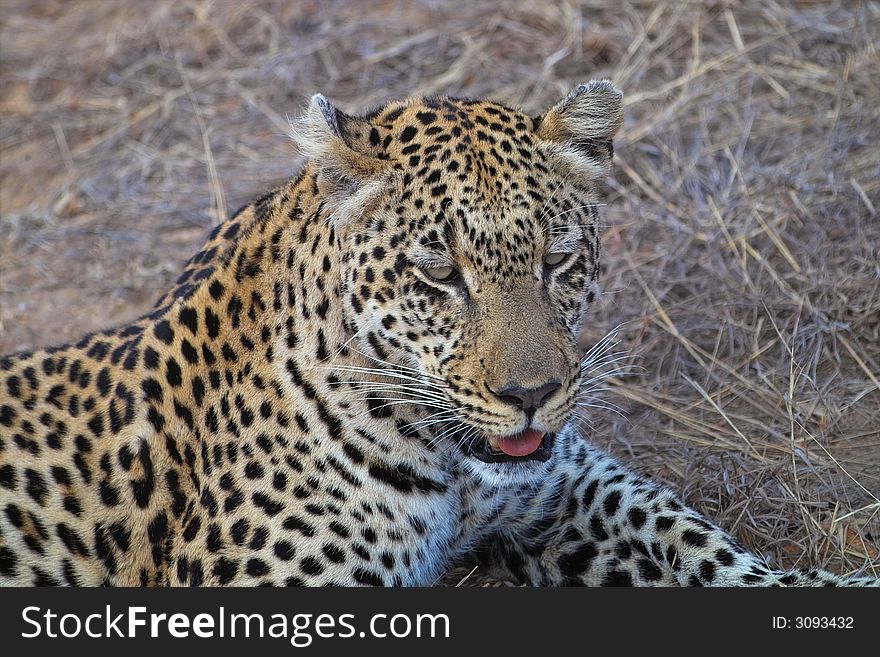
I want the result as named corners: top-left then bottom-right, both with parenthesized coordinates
top-left (290, 94), bottom-right (394, 223)
top-left (290, 94), bottom-right (391, 184)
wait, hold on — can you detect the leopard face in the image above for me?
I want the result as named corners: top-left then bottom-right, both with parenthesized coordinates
top-left (295, 83), bottom-right (623, 483)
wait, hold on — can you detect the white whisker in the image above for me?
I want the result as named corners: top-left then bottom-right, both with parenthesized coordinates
top-left (321, 364), bottom-right (448, 391)
top-left (343, 344), bottom-right (447, 382)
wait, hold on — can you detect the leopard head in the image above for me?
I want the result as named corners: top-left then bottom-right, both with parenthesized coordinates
top-left (292, 82), bottom-right (623, 482)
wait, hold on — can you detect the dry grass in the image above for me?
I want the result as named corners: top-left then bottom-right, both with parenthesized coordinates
top-left (1, 0), bottom-right (878, 580)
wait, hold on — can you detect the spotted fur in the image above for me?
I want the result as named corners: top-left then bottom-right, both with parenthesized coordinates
top-left (1, 82), bottom-right (876, 586)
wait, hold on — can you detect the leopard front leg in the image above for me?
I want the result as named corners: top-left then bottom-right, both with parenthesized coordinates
top-left (484, 434), bottom-right (878, 586)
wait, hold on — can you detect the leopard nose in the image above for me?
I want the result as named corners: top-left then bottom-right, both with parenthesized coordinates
top-left (492, 380), bottom-right (562, 415)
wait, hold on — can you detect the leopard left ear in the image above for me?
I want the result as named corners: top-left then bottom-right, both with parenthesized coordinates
top-left (535, 80), bottom-right (623, 165)
top-left (290, 94), bottom-right (394, 222)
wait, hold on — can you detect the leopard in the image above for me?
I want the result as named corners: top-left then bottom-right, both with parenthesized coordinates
top-left (1, 80), bottom-right (877, 586)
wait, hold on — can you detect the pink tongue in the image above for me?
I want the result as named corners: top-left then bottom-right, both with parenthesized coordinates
top-left (497, 429), bottom-right (545, 457)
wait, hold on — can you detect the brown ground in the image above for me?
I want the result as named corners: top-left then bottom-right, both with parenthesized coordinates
top-left (1, 0), bottom-right (878, 580)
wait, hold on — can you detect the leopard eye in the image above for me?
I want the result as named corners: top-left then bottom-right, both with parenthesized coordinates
top-left (544, 252), bottom-right (569, 268)
top-left (423, 265), bottom-right (459, 282)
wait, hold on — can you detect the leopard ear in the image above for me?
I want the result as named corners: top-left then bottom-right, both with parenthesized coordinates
top-left (291, 94), bottom-right (391, 181)
top-left (290, 94), bottom-right (394, 221)
top-left (535, 80), bottom-right (623, 165)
